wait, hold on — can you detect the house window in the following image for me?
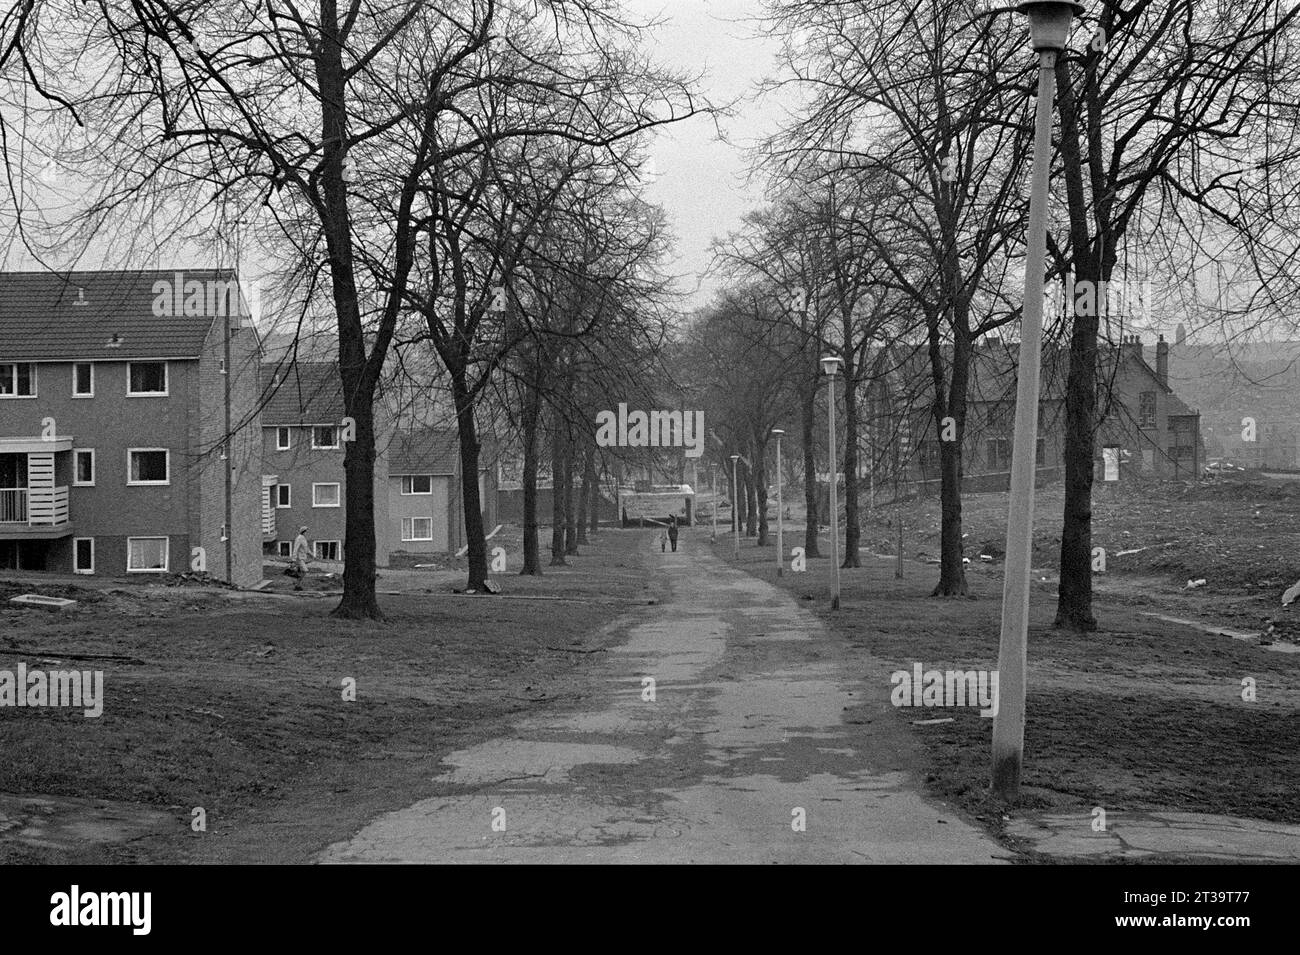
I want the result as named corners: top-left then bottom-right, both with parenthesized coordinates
top-left (312, 425), bottom-right (339, 449)
top-left (986, 438), bottom-right (1012, 470)
top-left (315, 540), bottom-right (340, 561)
top-left (402, 517), bottom-right (434, 541)
top-left (73, 538), bottom-right (95, 574)
top-left (312, 483), bottom-right (341, 507)
top-left (919, 440), bottom-right (942, 473)
top-left (277, 541), bottom-right (292, 558)
top-left (0, 362), bottom-right (35, 397)
top-left (73, 363), bottom-right (94, 397)
top-left (276, 484), bottom-right (291, 508)
top-left (73, 449), bottom-right (95, 486)
top-left (127, 361), bottom-right (168, 395)
top-left (1138, 391), bottom-right (1157, 428)
top-left (127, 536), bottom-right (169, 572)
top-left (401, 475), bottom-right (433, 495)
top-left (128, 448), bottom-right (170, 485)
top-left (276, 426), bottom-right (291, 450)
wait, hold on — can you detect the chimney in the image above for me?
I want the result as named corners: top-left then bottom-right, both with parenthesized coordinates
top-left (1120, 334), bottom-right (1143, 364)
top-left (1156, 334), bottom-right (1169, 388)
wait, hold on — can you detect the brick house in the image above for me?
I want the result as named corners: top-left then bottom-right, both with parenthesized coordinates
top-left (260, 362), bottom-right (497, 563)
top-left (865, 333), bottom-right (1203, 489)
top-left (0, 269), bottom-right (263, 584)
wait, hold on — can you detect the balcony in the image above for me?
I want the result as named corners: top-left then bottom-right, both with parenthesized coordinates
top-left (0, 486), bottom-right (72, 538)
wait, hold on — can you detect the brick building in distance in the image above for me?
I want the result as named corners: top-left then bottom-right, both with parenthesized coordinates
top-left (863, 333), bottom-right (1203, 490)
top-left (0, 269), bottom-right (263, 583)
top-left (259, 361), bottom-right (498, 563)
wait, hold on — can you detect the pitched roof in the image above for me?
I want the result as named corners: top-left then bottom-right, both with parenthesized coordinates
top-left (261, 362), bottom-right (346, 424)
top-left (0, 269), bottom-right (229, 361)
top-left (386, 427), bottom-right (461, 475)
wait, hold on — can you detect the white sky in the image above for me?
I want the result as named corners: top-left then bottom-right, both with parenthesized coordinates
top-left (624, 0), bottom-right (788, 309)
top-left (1, 1), bottom-right (787, 314)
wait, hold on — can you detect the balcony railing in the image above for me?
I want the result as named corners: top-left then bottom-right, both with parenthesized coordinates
top-left (0, 486), bottom-right (69, 525)
top-left (0, 487), bottom-right (26, 523)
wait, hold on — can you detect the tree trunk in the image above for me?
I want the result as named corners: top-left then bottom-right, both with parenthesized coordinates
top-left (520, 361), bottom-right (542, 575)
top-left (549, 418), bottom-right (566, 566)
top-left (317, 13), bottom-right (382, 620)
top-left (755, 456), bottom-right (769, 546)
top-left (802, 372), bottom-right (822, 557)
top-left (452, 374), bottom-right (488, 592)
top-left (744, 463), bottom-right (758, 537)
top-left (842, 353), bottom-right (861, 568)
top-left (1054, 55), bottom-right (1103, 632)
top-left (1056, 310), bottom-right (1099, 630)
top-left (564, 423), bottom-right (579, 556)
top-left (929, 324), bottom-right (970, 597)
top-left (577, 438), bottom-right (595, 545)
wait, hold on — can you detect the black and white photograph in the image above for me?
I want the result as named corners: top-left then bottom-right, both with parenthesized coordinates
top-left (0, 0), bottom-right (1294, 930)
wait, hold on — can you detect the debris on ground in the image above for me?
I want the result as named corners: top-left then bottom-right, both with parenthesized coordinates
top-left (1185, 578), bottom-right (1207, 590)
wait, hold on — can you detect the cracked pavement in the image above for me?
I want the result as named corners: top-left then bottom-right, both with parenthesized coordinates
top-left (319, 535), bottom-right (1010, 863)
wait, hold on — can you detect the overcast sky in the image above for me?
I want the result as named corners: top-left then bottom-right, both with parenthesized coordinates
top-left (2, 1), bottom-right (783, 315)
top-left (624, 0), bottom-right (788, 310)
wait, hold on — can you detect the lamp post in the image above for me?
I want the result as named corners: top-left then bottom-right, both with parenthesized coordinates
top-left (730, 454), bottom-right (741, 559)
top-left (711, 465), bottom-right (718, 544)
top-left (772, 428), bottom-right (785, 577)
top-left (821, 356), bottom-right (843, 610)
top-left (992, 1), bottom-right (1083, 802)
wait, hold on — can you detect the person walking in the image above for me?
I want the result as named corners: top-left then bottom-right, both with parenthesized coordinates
top-left (668, 515), bottom-right (679, 553)
top-left (292, 525), bottom-right (312, 591)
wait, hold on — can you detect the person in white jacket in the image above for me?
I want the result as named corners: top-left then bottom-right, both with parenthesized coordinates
top-left (292, 526), bottom-right (312, 591)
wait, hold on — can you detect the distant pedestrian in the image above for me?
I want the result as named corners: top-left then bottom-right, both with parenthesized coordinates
top-left (660, 530), bottom-right (667, 552)
top-left (292, 526), bottom-right (312, 590)
top-left (668, 516), bottom-right (679, 552)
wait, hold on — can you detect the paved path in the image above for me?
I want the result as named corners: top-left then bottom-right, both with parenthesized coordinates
top-left (320, 539), bottom-right (1008, 863)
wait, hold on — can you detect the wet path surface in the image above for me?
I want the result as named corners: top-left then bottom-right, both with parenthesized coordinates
top-left (320, 540), bottom-right (1008, 863)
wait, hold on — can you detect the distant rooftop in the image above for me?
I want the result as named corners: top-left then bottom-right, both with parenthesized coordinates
top-left (0, 269), bottom-right (239, 361)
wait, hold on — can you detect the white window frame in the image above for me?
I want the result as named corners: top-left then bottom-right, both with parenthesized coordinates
top-left (0, 362), bottom-right (37, 399)
top-left (126, 536), bottom-right (170, 573)
top-left (73, 448), bottom-right (96, 486)
top-left (401, 516), bottom-right (434, 542)
top-left (312, 482), bottom-right (341, 508)
top-left (126, 361), bottom-right (169, 397)
top-left (127, 448), bottom-right (171, 486)
top-left (311, 424), bottom-right (340, 450)
top-left (277, 541), bottom-right (292, 558)
top-left (276, 484), bottom-right (292, 508)
top-left (73, 537), bottom-right (95, 575)
top-left (314, 540), bottom-right (340, 561)
top-left (400, 474), bottom-right (433, 495)
top-left (276, 426), bottom-right (291, 450)
top-left (73, 362), bottom-right (94, 397)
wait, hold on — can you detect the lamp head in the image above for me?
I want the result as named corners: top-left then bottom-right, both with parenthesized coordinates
top-left (771, 428), bottom-right (785, 437)
top-left (730, 454), bottom-right (740, 463)
top-left (820, 355), bottom-right (843, 377)
top-left (1016, 2), bottom-right (1085, 52)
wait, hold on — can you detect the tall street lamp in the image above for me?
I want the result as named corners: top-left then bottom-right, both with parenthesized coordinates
top-left (730, 454), bottom-right (741, 559)
top-left (992, 0), bottom-right (1083, 802)
top-left (711, 465), bottom-right (718, 544)
top-left (821, 356), bottom-right (843, 610)
top-left (772, 428), bottom-right (785, 577)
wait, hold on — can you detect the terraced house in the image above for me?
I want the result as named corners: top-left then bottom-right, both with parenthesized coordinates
top-left (260, 361), bottom-right (499, 563)
top-left (0, 269), bottom-right (264, 584)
